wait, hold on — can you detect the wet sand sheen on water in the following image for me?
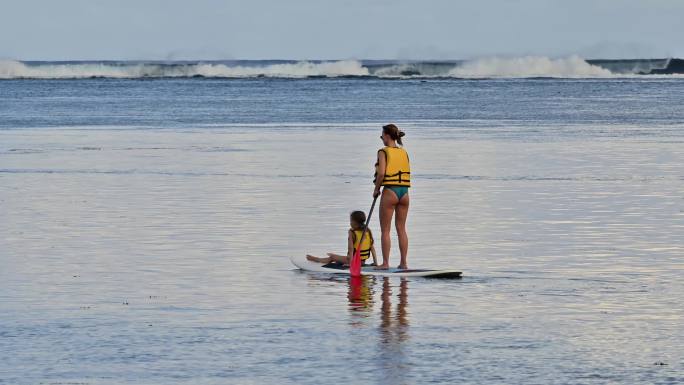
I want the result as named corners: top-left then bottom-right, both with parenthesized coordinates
top-left (2, 125), bottom-right (683, 384)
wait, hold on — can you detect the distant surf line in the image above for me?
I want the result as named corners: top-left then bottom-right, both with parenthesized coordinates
top-left (1, 56), bottom-right (683, 79)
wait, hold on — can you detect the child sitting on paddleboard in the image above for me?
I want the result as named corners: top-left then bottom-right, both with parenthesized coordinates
top-left (306, 210), bottom-right (377, 266)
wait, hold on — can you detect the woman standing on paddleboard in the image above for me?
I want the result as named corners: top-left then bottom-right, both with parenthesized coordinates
top-left (373, 124), bottom-right (410, 270)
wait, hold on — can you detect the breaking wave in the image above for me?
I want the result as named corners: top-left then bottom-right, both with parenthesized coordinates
top-left (1, 57), bottom-right (682, 79)
top-left (447, 56), bottom-right (613, 78)
top-left (0, 60), bottom-right (369, 79)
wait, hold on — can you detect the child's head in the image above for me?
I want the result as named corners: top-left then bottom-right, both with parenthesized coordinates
top-left (350, 210), bottom-right (366, 230)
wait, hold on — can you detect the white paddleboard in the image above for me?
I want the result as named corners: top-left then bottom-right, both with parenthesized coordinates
top-left (290, 255), bottom-right (462, 278)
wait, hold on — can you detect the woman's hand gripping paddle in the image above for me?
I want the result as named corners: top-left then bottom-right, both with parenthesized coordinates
top-left (350, 195), bottom-right (378, 277)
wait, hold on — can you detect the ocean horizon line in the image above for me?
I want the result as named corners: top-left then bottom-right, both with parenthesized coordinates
top-left (5, 57), bottom-right (681, 63)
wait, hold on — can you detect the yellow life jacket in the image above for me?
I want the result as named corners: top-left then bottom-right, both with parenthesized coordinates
top-left (351, 229), bottom-right (373, 261)
top-left (376, 146), bottom-right (411, 187)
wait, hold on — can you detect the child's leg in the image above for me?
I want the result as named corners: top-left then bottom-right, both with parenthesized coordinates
top-left (306, 254), bottom-right (333, 264)
top-left (326, 253), bottom-right (350, 265)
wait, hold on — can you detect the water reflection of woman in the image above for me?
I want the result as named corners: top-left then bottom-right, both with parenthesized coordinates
top-left (379, 277), bottom-right (409, 341)
top-left (376, 277), bottom-right (410, 384)
top-left (346, 276), bottom-right (409, 331)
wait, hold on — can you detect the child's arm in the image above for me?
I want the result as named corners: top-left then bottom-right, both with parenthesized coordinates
top-left (346, 230), bottom-right (355, 260)
top-left (369, 230), bottom-right (377, 266)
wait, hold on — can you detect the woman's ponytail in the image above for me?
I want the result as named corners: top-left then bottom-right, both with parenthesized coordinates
top-left (383, 124), bottom-right (406, 146)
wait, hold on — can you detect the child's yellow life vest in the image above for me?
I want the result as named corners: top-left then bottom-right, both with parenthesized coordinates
top-left (352, 229), bottom-right (373, 260)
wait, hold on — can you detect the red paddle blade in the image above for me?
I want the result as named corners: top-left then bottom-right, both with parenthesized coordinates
top-left (350, 249), bottom-right (362, 277)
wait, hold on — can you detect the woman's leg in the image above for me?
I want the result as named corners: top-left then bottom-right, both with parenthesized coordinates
top-left (377, 188), bottom-right (398, 269)
top-left (394, 193), bottom-right (410, 269)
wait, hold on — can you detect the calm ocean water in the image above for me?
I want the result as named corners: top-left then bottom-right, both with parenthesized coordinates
top-left (1, 77), bottom-right (683, 384)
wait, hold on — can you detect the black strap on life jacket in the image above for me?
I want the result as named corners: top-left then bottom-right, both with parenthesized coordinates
top-left (383, 170), bottom-right (411, 183)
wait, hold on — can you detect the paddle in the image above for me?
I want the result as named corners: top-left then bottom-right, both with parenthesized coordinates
top-left (350, 195), bottom-right (378, 277)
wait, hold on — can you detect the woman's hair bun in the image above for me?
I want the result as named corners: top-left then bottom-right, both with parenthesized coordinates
top-left (382, 123), bottom-right (405, 145)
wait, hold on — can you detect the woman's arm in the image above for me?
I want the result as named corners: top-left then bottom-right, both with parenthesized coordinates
top-left (374, 150), bottom-right (386, 197)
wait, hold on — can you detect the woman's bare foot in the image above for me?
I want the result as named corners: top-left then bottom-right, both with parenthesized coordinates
top-left (397, 264), bottom-right (408, 270)
top-left (374, 264), bottom-right (390, 270)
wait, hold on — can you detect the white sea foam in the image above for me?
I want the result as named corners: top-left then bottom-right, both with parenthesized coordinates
top-left (448, 56), bottom-right (614, 78)
top-left (0, 60), bottom-right (369, 79)
top-left (2, 57), bottom-right (681, 79)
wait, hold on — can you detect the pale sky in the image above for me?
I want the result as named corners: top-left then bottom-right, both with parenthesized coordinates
top-left (1, 0), bottom-right (682, 60)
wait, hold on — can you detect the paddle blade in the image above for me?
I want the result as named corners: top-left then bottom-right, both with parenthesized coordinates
top-left (350, 249), bottom-right (362, 277)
